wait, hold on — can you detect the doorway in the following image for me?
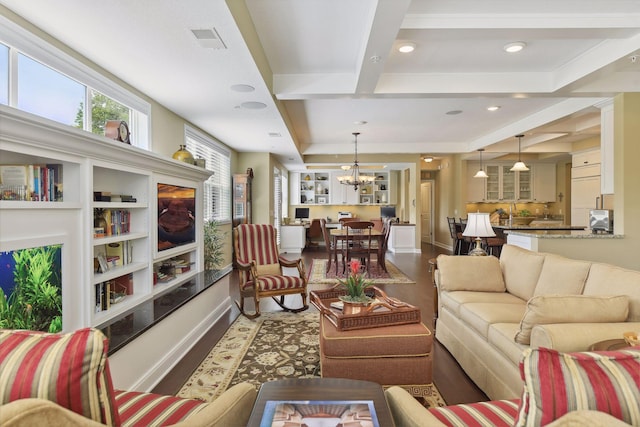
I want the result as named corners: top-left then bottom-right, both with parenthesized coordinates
top-left (421, 181), bottom-right (434, 244)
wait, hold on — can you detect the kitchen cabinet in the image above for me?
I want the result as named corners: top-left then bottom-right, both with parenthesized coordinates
top-left (571, 149), bottom-right (601, 227)
top-left (466, 162), bottom-right (555, 202)
top-left (532, 163), bottom-right (556, 202)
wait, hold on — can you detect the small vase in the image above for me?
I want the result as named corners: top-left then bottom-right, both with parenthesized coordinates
top-left (339, 296), bottom-right (374, 315)
top-left (172, 145), bottom-right (195, 164)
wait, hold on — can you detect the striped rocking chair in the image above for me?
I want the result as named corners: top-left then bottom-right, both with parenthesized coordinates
top-left (233, 224), bottom-right (309, 318)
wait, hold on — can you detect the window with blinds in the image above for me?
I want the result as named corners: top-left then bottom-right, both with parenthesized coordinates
top-left (274, 167), bottom-right (281, 244)
top-left (185, 126), bottom-right (231, 223)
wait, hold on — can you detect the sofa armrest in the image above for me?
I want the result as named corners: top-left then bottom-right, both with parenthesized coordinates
top-left (173, 382), bottom-right (257, 427)
top-left (384, 386), bottom-right (447, 427)
top-left (0, 398), bottom-right (105, 427)
top-left (530, 322), bottom-right (640, 352)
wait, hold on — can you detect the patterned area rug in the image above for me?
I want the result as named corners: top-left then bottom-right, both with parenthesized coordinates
top-left (177, 311), bottom-right (444, 409)
top-left (307, 259), bottom-right (415, 285)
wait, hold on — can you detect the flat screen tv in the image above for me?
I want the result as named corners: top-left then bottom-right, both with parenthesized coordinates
top-left (295, 207), bottom-right (309, 220)
top-left (380, 206), bottom-right (396, 219)
top-left (157, 183), bottom-right (196, 251)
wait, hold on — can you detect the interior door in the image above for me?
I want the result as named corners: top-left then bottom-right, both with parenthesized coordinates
top-left (420, 181), bottom-right (433, 244)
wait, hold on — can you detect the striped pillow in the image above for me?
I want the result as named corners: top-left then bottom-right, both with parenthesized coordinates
top-left (514, 346), bottom-right (640, 427)
top-left (0, 328), bottom-right (121, 426)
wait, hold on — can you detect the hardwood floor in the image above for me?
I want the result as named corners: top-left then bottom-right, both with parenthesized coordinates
top-left (153, 243), bottom-right (488, 405)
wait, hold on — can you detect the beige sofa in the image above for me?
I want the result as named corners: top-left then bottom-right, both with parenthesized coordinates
top-left (434, 244), bottom-right (640, 400)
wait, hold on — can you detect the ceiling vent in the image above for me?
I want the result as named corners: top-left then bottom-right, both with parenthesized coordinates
top-left (191, 28), bottom-right (227, 49)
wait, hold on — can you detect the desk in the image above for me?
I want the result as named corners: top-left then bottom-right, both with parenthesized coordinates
top-left (246, 378), bottom-right (395, 427)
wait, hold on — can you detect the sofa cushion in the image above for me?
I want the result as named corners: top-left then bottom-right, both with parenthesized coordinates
top-left (488, 323), bottom-right (528, 367)
top-left (429, 399), bottom-right (520, 427)
top-left (436, 254), bottom-right (505, 292)
top-left (0, 328), bottom-right (120, 426)
top-left (514, 346), bottom-right (640, 427)
top-left (459, 303), bottom-right (526, 339)
top-left (583, 262), bottom-right (640, 322)
top-left (533, 254), bottom-right (591, 296)
top-left (441, 291), bottom-right (524, 318)
top-left (514, 295), bottom-right (630, 345)
top-left (115, 390), bottom-right (207, 427)
top-left (499, 245), bottom-right (546, 301)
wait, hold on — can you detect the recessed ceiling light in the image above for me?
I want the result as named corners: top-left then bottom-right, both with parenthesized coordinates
top-left (231, 84), bottom-right (255, 92)
top-left (240, 101), bottom-right (266, 109)
top-left (487, 106), bottom-right (501, 111)
top-left (398, 42), bottom-right (416, 53)
top-left (503, 42), bottom-right (526, 53)
top-left (423, 156), bottom-right (434, 163)
top-left (446, 110), bottom-right (463, 115)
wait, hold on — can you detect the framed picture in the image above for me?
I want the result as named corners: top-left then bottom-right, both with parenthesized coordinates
top-left (97, 253), bottom-right (109, 273)
top-left (317, 196), bottom-right (327, 204)
top-left (361, 195), bottom-right (373, 204)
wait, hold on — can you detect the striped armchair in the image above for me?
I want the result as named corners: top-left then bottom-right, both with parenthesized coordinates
top-left (233, 224), bottom-right (308, 318)
top-left (0, 328), bottom-right (257, 427)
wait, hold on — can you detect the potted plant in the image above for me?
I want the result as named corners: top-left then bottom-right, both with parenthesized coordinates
top-left (203, 219), bottom-right (226, 271)
top-left (337, 260), bottom-right (374, 313)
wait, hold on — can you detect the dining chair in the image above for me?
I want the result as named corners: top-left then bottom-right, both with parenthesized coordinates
top-left (340, 221), bottom-right (374, 275)
top-left (447, 217), bottom-right (464, 255)
top-left (233, 224), bottom-right (308, 318)
top-left (320, 218), bottom-right (342, 274)
top-left (306, 218), bottom-right (323, 249)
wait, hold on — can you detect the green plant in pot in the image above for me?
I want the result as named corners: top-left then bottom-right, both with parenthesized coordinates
top-left (338, 259), bottom-right (373, 304)
top-left (203, 219), bottom-right (226, 271)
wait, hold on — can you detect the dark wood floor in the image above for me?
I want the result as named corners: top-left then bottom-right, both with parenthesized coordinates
top-left (153, 243), bottom-right (488, 405)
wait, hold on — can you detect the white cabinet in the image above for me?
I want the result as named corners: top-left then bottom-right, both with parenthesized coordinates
top-left (280, 225), bottom-right (306, 253)
top-left (532, 163), bottom-right (556, 202)
top-left (331, 171), bottom-right (359, 205)
top-left (298, 172), bottom-right (331, 205)
top-left (0, 107), bottom-right (211, 332)
top-left (388, 224), bottom-right (417, 253)
top-left (600, 102), bottom-right (614, 194)
top-left (571, 149), bottom-right (601, 227)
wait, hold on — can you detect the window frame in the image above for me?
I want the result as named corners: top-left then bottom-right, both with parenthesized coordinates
top-left (184, 125), bottom-right (231, 224)
top-left (0, 15), bottom-right (151, 149)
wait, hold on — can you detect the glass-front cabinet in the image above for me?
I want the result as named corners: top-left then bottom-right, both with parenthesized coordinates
top-left (484, 164), bottom-right (529, 202)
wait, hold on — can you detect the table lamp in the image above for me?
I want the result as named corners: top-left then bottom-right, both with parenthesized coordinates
top-left (462, 212), bottom-right (496, 256)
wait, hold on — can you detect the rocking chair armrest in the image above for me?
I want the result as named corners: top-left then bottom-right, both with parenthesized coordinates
top-left (236, 260), bottom-right (254, 271)
top-left (278, 256), bottom-right (303, 268)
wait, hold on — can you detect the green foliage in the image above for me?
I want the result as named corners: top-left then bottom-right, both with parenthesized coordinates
top-left (338, 259), bottom-right (373, 303)
top-left (0, 246), bottom-right (62, 332)
top-left (518, 209), bottom-right (532, 217)
top-left (74, 92), bottom-right (129, 135)
top-left (203, 220), bottom-right (227, 271)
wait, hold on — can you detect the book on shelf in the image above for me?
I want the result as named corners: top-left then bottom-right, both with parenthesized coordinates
top-left (95, 273), bottom-right (133, 313)
top-left (0, 163), bottom-right (62, 201)
top-left (105, 241), bottom-right (133, 267)
top-left (95, 208), bottom-right (131, 236)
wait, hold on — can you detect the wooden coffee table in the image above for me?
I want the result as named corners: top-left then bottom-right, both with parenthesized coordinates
top-left (246, 377), bottom-right (396, 426)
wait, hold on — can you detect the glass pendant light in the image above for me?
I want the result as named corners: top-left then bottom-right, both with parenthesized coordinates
top-left (510, 134), bottom-right (529, 171)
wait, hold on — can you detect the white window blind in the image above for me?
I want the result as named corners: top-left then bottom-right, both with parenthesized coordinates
top-left (185, 126), bottom-right (231, 223)
top-left (274, 167), bottom-right (282, 244)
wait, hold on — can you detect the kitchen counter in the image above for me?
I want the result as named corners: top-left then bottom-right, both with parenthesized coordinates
top-left (495, 224), bottom-right (586, 231)
top-left (506, 228), bottom-right (623, 252)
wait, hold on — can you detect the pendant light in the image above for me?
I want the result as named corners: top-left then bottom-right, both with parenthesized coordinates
top-left (336, 132), bottom-right (376, 191)
top-left (473, 149), bottom-right (488, 178)
top-left (510, 134), bottom-right (529, 172)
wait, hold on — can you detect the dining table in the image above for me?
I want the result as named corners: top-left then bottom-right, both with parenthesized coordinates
top-left (329, 227), bottom-right (384, 275)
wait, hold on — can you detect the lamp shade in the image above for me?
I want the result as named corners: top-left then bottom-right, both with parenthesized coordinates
top-left (462, 213), bottom-right (496, 238)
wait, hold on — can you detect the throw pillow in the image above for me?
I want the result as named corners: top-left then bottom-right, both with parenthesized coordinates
top-left (256, 262), bottom-right (281, 276)
top-left (514, 346), bottom-right (640, 427)
top-left (514, 295), bottom-right (629, 345)
top-left (0, 328), bottom-right (121, 426)
top-left (533, 254), bottom-right (591, 296)
top-left (436, 254), bottom-right (506, 292)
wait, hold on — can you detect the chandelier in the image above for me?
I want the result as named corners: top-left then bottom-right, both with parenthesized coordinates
top-left (337, 132), bottom-right (375, 191)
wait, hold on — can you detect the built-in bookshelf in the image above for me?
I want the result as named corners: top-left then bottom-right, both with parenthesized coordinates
top-left (0, 106), bottom-right (211, 332)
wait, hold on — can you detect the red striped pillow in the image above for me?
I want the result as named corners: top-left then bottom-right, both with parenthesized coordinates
top-left (514, 346), bottom-right (640, 427)
top-left (0, 328), bottom-right (121, 426)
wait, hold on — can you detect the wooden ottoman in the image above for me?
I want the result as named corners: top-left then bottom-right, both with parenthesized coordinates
top-left (319, 314), bottom-right (433, 397)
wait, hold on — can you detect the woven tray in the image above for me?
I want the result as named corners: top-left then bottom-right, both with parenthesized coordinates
top-left (310, 285), bottom-right (421, 331)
